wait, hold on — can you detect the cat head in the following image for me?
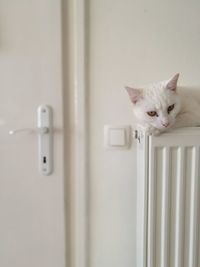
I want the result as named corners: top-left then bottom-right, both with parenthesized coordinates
top-left (126, 73), bottom-right (181, 130)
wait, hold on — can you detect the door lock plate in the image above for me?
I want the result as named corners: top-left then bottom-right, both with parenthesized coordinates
top-left (37, 105), bottom-right (53, 175)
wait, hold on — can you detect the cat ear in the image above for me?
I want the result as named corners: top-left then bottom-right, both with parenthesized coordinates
top-left (125, 86), bottom-right (143, 104)
top-left (166, 73), bottom-right (180, 91)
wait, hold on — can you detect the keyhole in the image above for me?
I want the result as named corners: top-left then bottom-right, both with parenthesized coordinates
top-left (43, 156), bottom-right (47, 164)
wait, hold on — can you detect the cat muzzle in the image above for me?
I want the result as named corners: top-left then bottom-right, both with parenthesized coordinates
top-left (162, 122), bottom-right (169, 128)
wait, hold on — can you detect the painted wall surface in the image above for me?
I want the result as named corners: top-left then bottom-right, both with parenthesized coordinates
top-left (88, 0), bottom-right (200, 266)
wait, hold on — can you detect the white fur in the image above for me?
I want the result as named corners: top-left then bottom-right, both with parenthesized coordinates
top-left (126, 74), bottom-right (200, 135)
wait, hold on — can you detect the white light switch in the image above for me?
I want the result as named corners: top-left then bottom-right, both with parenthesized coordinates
top-left (109, 128), bottom-right (126, 146)
top-left (104, 125), bottom-right (131, 150)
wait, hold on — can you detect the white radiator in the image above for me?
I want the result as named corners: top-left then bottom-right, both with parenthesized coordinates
top-left (137, 127), bottom-right (200, 267)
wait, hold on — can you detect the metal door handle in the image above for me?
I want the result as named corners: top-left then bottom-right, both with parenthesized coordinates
top-left (9, 105), bottom-right (53, 176)
top-left (37, 105), bottom-right (53, 176)
top-left (9, 127), bottom-right (49, 135)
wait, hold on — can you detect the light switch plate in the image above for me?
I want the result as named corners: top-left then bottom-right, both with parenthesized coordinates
top-left (104, 125), bottom-right (132, 150)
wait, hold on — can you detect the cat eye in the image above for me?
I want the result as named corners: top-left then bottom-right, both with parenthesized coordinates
top-left (147, 111), bottom-right (158, 117)
top-left (167, 104), bottom-right (175, 114)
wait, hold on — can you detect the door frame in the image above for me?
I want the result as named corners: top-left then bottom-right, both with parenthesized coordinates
top-left (62, 0), bottom-right (88, 267)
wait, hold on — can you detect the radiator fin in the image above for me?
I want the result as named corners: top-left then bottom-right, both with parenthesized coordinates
top-left (148, 142), bottom-right (200, 267)
top-left (174, 147), bottom-right (185, 267)
top-left (188, 147), bottom-right (199, 267)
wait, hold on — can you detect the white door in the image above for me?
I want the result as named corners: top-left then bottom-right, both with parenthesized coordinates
top-left (0, 1), bottom-right (66, 267)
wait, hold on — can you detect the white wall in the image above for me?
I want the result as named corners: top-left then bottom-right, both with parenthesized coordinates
top-left (88, 0), bottom-right (200, 266)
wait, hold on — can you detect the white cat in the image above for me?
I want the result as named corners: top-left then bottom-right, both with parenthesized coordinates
top-left (126, 74), bottom-right (200, 135)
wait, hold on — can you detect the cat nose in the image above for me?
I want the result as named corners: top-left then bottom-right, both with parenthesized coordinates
top-left (162, 122), bottom-right (169, 127)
